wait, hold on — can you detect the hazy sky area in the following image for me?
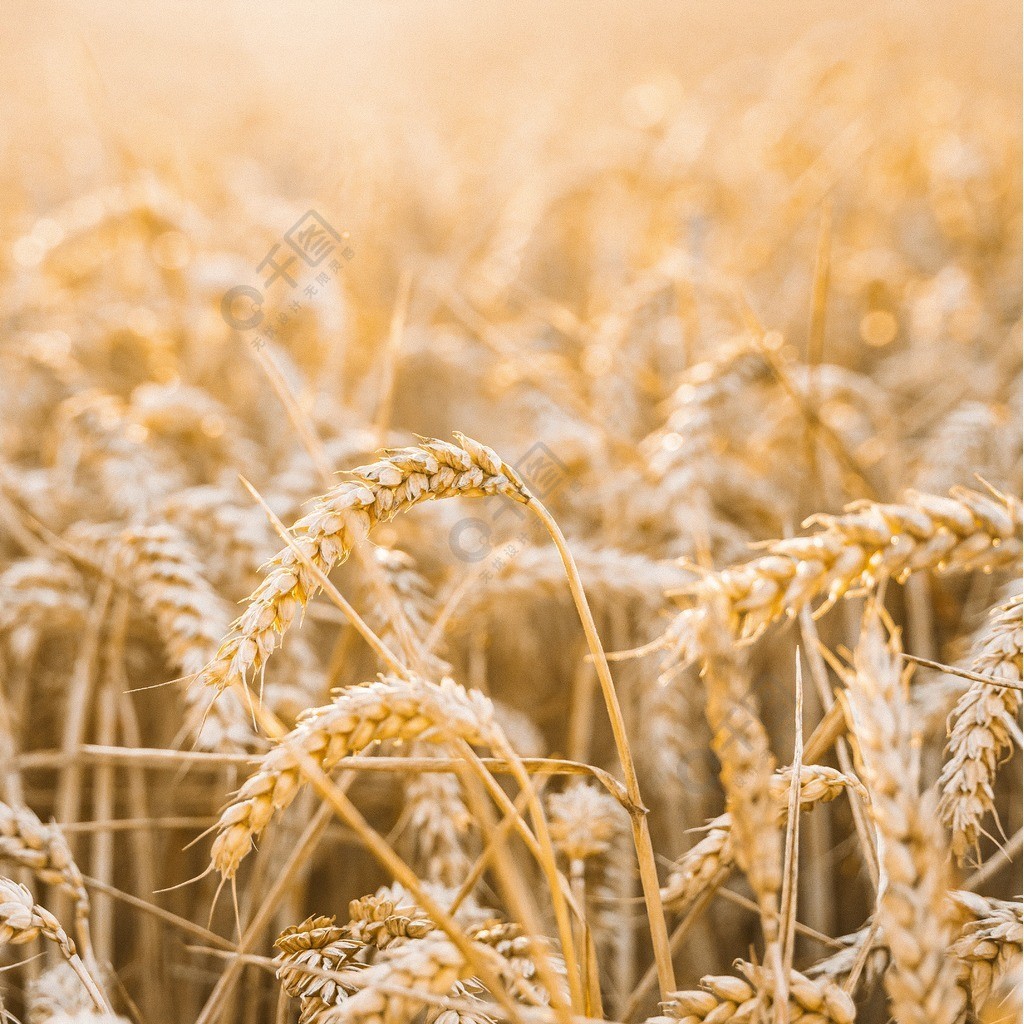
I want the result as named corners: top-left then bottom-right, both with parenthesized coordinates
top-left (3, 1), bottom-right (1019, 169)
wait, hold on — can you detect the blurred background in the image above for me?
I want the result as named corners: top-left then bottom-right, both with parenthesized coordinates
top-left (2, 1), bottom-right (1020, 197)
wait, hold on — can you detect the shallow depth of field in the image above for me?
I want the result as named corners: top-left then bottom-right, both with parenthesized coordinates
top-left (0, 4), bottom-right (1021, 1024)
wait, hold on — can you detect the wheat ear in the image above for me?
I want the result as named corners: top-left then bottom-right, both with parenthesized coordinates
top-left (66, 521), bottom-right (255, 751)
top-left (0, 802), bottom-right (94, 964)
top-left (651, 962), bottom-right (856, 1024)
top-left (0, 556), bottom-right (88, 662)
top-left (27, 961), bottom-right (126, 1024)
top-left (842, 605), bottom-right (966, 1024)
top-left (938, 588), bottom-right (1023, 862)
top-left (196, 436), bottom-right (529, 697)
top-left (400, 745), bottom-right (477, 888)
top-left (276, 892), bottom-right (565, 1023)
top-left (691, 596), bottom-right (781, 948)
top-left (548, 780), bottom-right (626, 981)
top-left (275, 915), bottom-right (365, 1022)
top-left (661, 486), bottom-right (1022, 666)
top-left (318, 934), bottom-right (480, 1024)
top-left (661, 764), bottom-right (863, 911)
top-left (0, 877), bottom-right (111, 1015)
top-left (950, 895), bottom-right (1022, 1014)
top-left (210, 675), bottom-right (501, 878)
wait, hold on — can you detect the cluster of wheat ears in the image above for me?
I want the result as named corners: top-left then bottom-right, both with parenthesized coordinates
top-left (0, 27), bottom-right (1020, 1024)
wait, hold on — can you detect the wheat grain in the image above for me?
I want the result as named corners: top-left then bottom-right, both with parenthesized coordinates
top-left (652, 962), bottom-right (856, 1024)
top-left (274, 889), bottom-right (561, 1024)
top-left (951, 896), bottom-right (1022, 1013)
top-left (346, 884), bottom-right (440, 949)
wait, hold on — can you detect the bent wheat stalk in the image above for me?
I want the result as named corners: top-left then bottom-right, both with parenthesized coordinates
top-left (525, 496), bottom-right (677, 997)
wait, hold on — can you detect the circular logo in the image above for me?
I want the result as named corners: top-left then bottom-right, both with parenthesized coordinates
top-left (449, 518), bottom-right (493, 562)
top-left (220, 285), bottom-right (264, 330)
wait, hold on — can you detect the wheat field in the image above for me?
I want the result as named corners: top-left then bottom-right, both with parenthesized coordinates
top-left (0, 5), bottom-right (1021, 1024)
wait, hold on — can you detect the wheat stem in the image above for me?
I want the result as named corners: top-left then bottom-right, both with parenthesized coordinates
top-left (524, 496), bottom-right (676, 999)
